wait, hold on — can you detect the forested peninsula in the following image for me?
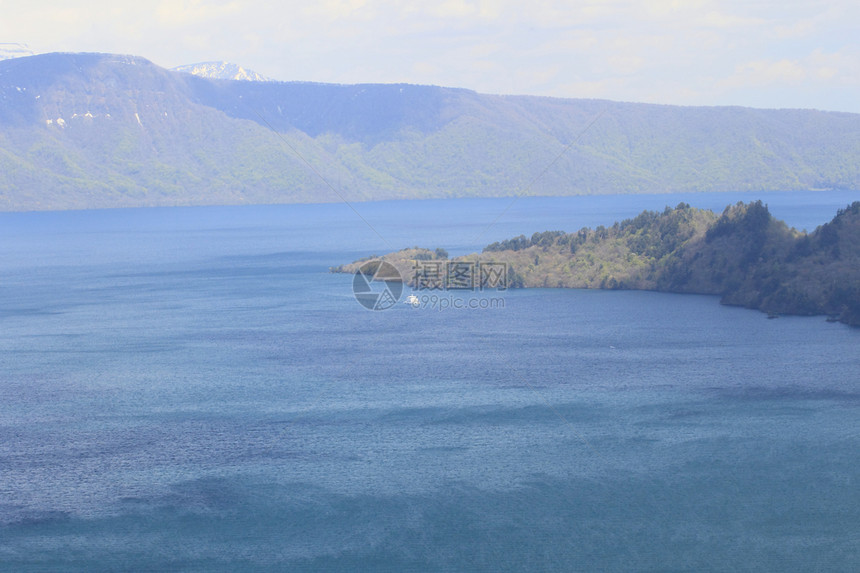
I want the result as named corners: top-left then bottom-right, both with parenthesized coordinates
top-left (333, 201), bottom-right (860, 326)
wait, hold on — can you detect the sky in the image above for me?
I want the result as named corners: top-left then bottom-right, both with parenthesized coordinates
top-left (2, 0), bottom-right (859, 113)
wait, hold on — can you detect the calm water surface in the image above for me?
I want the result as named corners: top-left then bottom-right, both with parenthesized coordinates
top-left (1, 192), bottom-right (858, 571)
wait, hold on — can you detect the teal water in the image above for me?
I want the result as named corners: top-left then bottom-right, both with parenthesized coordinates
top-left (1, 192), bottom-right (859, 571)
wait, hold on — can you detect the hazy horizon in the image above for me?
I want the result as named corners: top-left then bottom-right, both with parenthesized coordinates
top-left (2, 1), bottom-right (858, 113)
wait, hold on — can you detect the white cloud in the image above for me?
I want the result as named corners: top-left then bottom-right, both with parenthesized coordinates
top-left (696, 10), bottom-right (765, 29)
top-left (303, 0), bottom-right (371, 21)
top-left (721, 49), bottom-right (860, 90)
top-left (806, 48), bottom-right (860, 85)
top-left (155, 0), bottom-right (241, 27)
top-left (607, 54), bottom-right (645, 75)
top-left (769, 19), bottom-right (816, 39)
top-left (426, 0), bottom-right (480, 19)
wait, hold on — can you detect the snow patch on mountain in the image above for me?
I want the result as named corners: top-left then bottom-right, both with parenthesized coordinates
top-left (0, 43), bottom-right (34, 61)
top-left (171, 61), bottom-right (272, 82)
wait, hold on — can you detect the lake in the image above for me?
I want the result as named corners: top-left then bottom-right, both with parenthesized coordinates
top-left (1, 191), bottom-right (859, 571)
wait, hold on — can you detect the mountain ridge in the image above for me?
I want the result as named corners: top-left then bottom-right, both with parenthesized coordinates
top-left (172, 61), bottom-right (272, 82)
top-left (2, 52), bottom-right (860, 212)
top-left (0, 43), bottom-right (33, 61)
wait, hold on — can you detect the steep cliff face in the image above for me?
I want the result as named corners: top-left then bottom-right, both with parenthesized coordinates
top-left (0, 53), bottom-right (332, 209)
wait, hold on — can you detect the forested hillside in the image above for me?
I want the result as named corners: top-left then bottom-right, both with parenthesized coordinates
top-left (336, 202), bottom-right (860, 325)
top-left (2, 52), bottom-right (860, 211)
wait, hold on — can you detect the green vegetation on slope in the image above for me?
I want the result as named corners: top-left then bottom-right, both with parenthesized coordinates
top-left (335, 202), bottom-right (860, 326)
top-left (2, 53), bottom-right (860, 211)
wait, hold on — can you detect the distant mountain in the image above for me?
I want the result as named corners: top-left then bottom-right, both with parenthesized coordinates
top-left (1, 52), bottom-right (860, 211)
top-left (335, 201), bottom-right (860, 326)
top-left (172, 61), bottom-right (271, 82)
top-left (0, 43), bottom-right (33, 61)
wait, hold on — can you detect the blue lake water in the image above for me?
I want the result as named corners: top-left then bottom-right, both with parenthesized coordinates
top-left (1, 191), bottom-right (859, 571)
